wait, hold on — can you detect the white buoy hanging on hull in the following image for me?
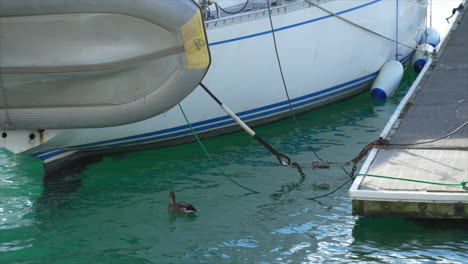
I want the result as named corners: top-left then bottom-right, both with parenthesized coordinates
top-left (412, 43), bottom-right (434, 73)
top-left (370, 60), bottom-right (403, 99)
top-left (420, 27), bottom-right (441, 47)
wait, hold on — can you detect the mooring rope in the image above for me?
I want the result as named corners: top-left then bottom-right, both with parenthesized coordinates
top-left (305, 119), bottom-right (468, 199)
top-left (0, 82), bottom-right (14, 131)
top-left (178, 103), bottom-right (260, 193)
top-left (301, 119), bottom-right (468, 175)
top-left (395, 0), bottom-right (399, 61)
top-left (358, 173), bottom-right (467, 187)
top-left (429, 0), bottom-right (433, 28)
top-left (305, 0), bottom-right (435, 55)
top-left (0, 36), bottom-right (14, 131)
top-left (390, 121), bottom-right (468, 147)
top-left (265, 0), bottom-right (325, 163)
top-left (296, 137), bottom-right (389, 179)
top-left (307, 173), bottom-right (467, 200)
top-left (199, 82), bottom-right (306, 178)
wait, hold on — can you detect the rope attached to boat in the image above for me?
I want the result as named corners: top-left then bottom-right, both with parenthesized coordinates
top-left (178, 103), bottom-right (259, 193)
top-left (395, 0), bottom-right (399, 61)
top-left (266, 0), bottom-right (377, 177)
top-left (296, 138), bottom-right (389, 178)
top-left (307, 173), bottom-right (467, 200)
top-left (0, 82), bottom-right (15, 131)
top-left (429, 0), bottom-right (433, 27)
top-left (389, 121), bottom-right (468, 147)
top-left (199, 82), bottom-right (305, 178)
top-left (305, 0), bottom-right (436, 56)
top-left (265, 0), bottom-right (325, 163)
top-left (304, 118), bottom-right (468, 198)
top-left (300, 119), bottom-right (468, 172)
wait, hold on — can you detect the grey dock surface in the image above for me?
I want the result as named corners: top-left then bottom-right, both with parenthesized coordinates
top-left (349, 6), bottom-right (468, 219)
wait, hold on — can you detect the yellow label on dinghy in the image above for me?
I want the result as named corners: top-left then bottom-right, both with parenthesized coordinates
top-left (180, 9), bottom-right (210, 70)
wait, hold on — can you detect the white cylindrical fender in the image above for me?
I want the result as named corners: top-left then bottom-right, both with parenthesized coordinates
top-left (420, 27), bottom-right (441, 47)
top-left (371, 60), bottom-right (404, 99)
top-left (412, 43), bottom-right (434, 73)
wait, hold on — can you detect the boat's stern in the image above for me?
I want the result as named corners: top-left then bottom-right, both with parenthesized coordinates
top-left (0, 129), bottom-right (59, 154)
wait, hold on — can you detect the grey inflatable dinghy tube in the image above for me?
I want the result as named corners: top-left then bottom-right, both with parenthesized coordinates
top-left (0, 0), bottom-right (211, 129)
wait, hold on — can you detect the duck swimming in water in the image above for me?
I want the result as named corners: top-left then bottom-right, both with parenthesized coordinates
top-left (168, 191), bottom-right (197, 213)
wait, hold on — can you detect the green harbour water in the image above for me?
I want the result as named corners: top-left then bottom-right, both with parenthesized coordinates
top-left (2, 67), bottom-right (468, 263)
top-left (1, 1), bottom-right (468, 263)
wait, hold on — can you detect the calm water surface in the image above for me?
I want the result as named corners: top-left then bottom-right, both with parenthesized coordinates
top-left (1, 2), bottom-right (467, 263)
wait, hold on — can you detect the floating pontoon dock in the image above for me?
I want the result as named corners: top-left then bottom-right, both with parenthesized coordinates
top-left (349, 5), bottom-right (468, 219)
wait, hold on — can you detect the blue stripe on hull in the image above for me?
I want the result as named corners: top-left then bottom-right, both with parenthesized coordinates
top-left (34, 72), bottom-right (377, 161)
top-left (209, 0), bottom-right (382, 46)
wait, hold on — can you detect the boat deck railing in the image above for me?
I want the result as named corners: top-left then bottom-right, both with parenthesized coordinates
top-left (202, 0), bottom-right (334, 29)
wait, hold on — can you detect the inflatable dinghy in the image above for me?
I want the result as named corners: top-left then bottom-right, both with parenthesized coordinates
top-left (0, 0), bottom-right (210, 129)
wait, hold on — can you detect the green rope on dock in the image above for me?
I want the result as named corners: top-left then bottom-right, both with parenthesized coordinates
top-left (357, 173), bottom-right (466, 187)
top-left (178, 104), bottom-right (259, 194)
top-left (307, 173), bottom-right (467, 200)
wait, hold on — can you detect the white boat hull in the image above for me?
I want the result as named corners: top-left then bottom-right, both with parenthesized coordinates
top-left (0, 0), bottom-right (428, 174)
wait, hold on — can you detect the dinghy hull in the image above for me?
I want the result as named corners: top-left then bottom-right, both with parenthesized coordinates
top-left (0, 0), bottom-right (210, 129)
